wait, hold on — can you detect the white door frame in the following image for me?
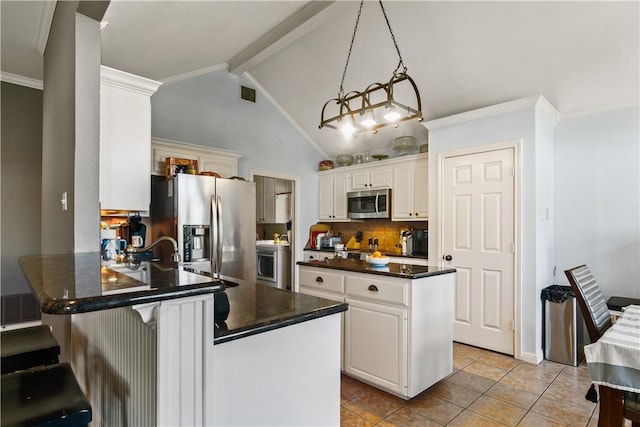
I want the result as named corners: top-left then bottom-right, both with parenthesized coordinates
top-left (437, 140), bottom-right (522, 359)
top-left (249, 169), bottom-right (300, 291)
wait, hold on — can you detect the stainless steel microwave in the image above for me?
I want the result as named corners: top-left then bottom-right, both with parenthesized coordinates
top-left (347, 189), bottom-right (391, 219)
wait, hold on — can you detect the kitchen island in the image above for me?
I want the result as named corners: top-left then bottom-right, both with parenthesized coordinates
top-left (20, 253), bottom-right (347, 426)
top-left (298, 258), bottom-right (456, 399)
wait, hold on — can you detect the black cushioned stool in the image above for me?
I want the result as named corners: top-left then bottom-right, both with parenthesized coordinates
top-left (1, 363), bottom-right (92, 426)
top-left (1, 325), bottom-right (60, 374)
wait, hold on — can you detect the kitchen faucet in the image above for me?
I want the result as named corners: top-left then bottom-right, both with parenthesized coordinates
top-left (126, 236), bottom-right (181, 266)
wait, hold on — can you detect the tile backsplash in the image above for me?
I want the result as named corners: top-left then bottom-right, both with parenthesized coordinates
top-left (317, 220), bottom-right (427, 253)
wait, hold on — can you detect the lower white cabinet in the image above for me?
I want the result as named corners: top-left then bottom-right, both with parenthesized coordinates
top-left (298, 265), bottom-right (454, 399)
top-left (299, 267), bottom-right (346, 370)
top-left (345, 297), bottom-right (407, 395)
top-left (303, 250), bottom-right (335, 262)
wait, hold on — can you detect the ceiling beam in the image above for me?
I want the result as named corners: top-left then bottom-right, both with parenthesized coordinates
top-left (228, 1), bottom-right (337, 75)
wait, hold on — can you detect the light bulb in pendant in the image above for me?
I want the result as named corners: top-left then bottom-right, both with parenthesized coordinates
top-left (340, 121), bottom-right (356, 137)
top-left (384, 108), bottom-right (401, 122)
top-left (360, 111), bottom-right (377, 128)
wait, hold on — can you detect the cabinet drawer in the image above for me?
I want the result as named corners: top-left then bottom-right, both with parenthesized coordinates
top-left (299, 268), bottom-right (345, 294)
top-left (346, 276), bottom-right (408, 306)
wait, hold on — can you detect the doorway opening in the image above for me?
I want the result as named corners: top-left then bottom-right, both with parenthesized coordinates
top-left (250, 170), bottom-right (297, 291)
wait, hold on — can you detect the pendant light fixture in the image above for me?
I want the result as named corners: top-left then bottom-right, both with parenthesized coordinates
top-left (319, 0), bottom-right (422, 136)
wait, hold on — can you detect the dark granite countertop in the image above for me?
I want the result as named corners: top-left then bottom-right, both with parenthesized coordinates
top-left (214, 280), bottom-right (348, 345)
top-left (19, 253), bottom-right (224, 315)
top-left (297, 258), bottom-right (455, 279)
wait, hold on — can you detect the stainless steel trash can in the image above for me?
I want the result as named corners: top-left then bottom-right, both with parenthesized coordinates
top-left (542, 285), bottom-right (584, 366)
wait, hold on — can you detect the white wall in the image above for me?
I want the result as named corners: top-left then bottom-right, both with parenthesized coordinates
top-left (554, 106), bottom-right (640, 298)
top-left (150, 71), bottom-right (325, 258)
top-left (426, 96), bottom-right (556, 362)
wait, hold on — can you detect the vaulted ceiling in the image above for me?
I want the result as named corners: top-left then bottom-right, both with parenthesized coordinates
top-left (2, 1), bottom-right (638, 157)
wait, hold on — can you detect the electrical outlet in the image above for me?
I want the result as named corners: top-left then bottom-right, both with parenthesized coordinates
top-left (61, 192), bottom-right (68, 211)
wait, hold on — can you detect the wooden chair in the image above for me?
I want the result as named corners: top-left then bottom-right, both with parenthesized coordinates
top-left (565, 265), bottom-right (640, 427)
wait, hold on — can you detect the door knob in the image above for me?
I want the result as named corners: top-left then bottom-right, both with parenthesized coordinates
top-left (444, 255), bottom-right (452, 261)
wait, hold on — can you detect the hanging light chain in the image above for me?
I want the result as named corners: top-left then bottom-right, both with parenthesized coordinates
top-left (378, 0), bottom-right (406, 76)
top-left (338, 0), bottom-right (365, 100)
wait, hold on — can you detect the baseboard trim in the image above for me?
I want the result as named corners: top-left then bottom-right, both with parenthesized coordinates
top-left (519, 350), bottom-right (543, 365)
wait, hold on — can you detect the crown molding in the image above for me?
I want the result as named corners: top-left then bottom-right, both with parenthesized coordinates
top-left (160, 63), bottom-right (228, 85)
top-left (423, 95), bottom-right (557, 130)
top-left (558, 101), bottom-right (640, 121)
top-left (100, 65), bottom-right (162, 96)
top-left (244, 72), bottom-right (329, 159)
top-left (35, 1), bottom-right (56, 55)
top-left (0, 72), bottom-right (43, 90)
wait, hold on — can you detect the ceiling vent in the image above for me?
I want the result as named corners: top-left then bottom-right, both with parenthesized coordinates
top-left (241, 86), bottom-right (256, 103)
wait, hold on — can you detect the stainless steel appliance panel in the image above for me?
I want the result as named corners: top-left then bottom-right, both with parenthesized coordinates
top-left (215, 178), bottom-right (256, 282)
top-left (347, 188), bottom-right (391, 219)
top-left (151, 174), bottom-right (256, 282)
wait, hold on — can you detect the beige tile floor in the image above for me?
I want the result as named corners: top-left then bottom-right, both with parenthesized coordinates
top-left (340, 342), bottom-right (630, 426)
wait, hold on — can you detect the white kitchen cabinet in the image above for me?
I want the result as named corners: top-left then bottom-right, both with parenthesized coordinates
top-left (150, 138), bottom-right (241, 178)
top-left (318, 172), bottom-right (350, 221)
top-left (298, 263), bottom-right (454, 399)
top-left (351, 166), bottom-right (392, 190)
top-left (100, 66), bottom-right (161, 212)
top-left (303, 250), bottom-right (335, 262)
top-left (256, 176), bottom-right (289, 223)
top-left (299, 267), bottom-right (345, 369)
top-left (345, 297), bottom-right (407, 395)
top-left (392, 156), bottom-right (428, 221)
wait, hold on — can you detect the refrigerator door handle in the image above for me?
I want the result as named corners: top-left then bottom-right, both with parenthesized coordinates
top-left (216, 195), bottom-right (223, 276)
top-left (211, 195), bottom-right (219, 277)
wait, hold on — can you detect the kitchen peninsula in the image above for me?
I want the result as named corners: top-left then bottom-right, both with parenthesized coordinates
top-left (20, 253), bottom-right (347, 426)
top-left (298, 258), bottom-right (455, 399)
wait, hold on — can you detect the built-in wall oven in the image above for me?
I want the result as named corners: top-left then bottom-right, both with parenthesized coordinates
top-left (256, 242), bottom-right (291, 290)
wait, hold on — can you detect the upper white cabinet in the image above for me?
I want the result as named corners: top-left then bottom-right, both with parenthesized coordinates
top-left (256, 176), bottom-right (290, 223)
top-left (392, 155), bottom-right (428, 221)
top-left (319, 172), bottom-right (350, 221)
top-left (150, 138), bottom-right (241, 178)
top-left (351, 166), bottom-right (392, 190)
top-left (100, 66), bottom-right (161, 212)
top-left (317, 153), bottom-right (428, 222)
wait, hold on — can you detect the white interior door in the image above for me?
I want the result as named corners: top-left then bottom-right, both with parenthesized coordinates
top-left (442, 148), bottom-right (515, 354)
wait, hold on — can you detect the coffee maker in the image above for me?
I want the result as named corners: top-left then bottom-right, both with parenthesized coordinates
top-left (400, 230), bottom-right (413, 255)
top-left (412, 229), bottom-right (428, 257)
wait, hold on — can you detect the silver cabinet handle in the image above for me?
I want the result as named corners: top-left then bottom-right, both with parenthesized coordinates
top-left (368, 285), bottom-right (378, 292)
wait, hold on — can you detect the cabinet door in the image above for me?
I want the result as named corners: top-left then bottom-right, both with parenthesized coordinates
top-left (369, 166), bottom-right (392, 189)
top-left (300, 287), bottom-right (346, 370)
top-left (198, 154), bottom-right (237, 178)
top-left (392, 166), bottom-right (414, 220)
top-left (351, 170), bottom-right (370, 190)
top-left (413, 161), bottom-right (428, 219)
top-left (262, 177), bottom-right (276, 223)
top-left (100, 82), bottom-right (152, 211)
top-left (255, 176), bottom-right (265, 222)
top-left (333, 173), bottom-right (350, 220)
top-left (345, 298), bottom-right (407, 396)
top-left (318, 176), bottom-right (334, 220)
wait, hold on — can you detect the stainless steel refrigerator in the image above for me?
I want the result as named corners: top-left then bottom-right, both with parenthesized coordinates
top-left (150, 174), bottom-right (256, 282)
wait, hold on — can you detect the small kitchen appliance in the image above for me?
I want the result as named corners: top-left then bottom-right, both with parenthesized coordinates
top-left (257, 241), bottom-right (291, 290)
top-left (412, 229), bottom-right (428, 257)
top-left (401, 230), bottom-right (414, 255)
top-left (347, 189), bottom-right (391, 219)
